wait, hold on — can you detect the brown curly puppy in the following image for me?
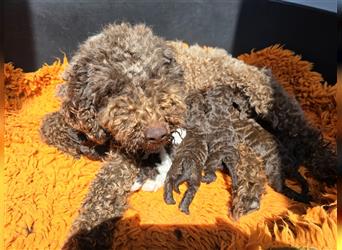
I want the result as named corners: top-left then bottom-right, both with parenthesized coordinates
top-left (164, 85), bottom-right (310, 218)
top-left (38, 23), bottom-right (336, 248)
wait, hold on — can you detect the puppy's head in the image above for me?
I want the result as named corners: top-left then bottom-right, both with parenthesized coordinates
top-left (184, 91), bottom-right (211, 130)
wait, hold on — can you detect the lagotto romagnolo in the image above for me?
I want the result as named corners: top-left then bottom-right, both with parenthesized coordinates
top-left (39, 23), bottom-right (336, 249)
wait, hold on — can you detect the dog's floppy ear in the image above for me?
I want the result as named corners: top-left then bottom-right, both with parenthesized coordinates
top-left (97, 102), bottom-right (116, 133)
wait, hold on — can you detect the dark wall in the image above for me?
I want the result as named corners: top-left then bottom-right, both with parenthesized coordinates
top-left (4, 0), bottom-right (242, 70)
top-left (232, 0), bottom-right (337, 83)
top-left (339, 0), bottom-right (342, 64)
top-left (4, 0), bottom-right (337, 83)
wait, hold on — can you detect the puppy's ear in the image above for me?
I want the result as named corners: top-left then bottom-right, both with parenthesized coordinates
top-left (163, 47), bottom-right (174, 62)
top-left (185, 94), bottom-right (195, 110)
top-left (185, 92), bottom-right (205, 111)
top-left (162, 47), bottom-right (184, 79)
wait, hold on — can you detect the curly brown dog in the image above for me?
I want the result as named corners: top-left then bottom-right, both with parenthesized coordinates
top-left (39, 23), bottom-right (336, 249)
top-left (165, 85), bottom-right (311, 219)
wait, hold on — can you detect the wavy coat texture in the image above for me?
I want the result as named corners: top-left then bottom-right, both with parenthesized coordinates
top-left (4, 46), bottom-right (336, 249)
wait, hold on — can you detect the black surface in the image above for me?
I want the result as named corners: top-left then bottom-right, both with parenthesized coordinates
top-left (338, 1), bottom-right (342, 64)
top-left (4, 0), bottom-right (337, 83)
top-left (232, 0), bottom-right (337, 83)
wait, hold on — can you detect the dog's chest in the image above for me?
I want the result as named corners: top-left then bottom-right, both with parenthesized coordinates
top-left (131, 129), bottom-right (186, 192)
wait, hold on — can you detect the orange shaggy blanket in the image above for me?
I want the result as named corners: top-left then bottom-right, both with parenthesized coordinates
top-left (4, 45), bottom-right (337, 249)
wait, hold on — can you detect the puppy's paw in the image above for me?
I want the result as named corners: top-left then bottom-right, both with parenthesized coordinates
top-left (201, 171), bottom-right (217, 184)
top-left (231, 197), bottom-right (260, 220)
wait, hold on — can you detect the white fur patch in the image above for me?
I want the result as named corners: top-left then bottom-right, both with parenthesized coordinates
top-left (172, 128), bottom-right (186, 145)
top-left (131, 129), bottom-right (185, 192)
top-left (141, 148), bottom-right (172, 191)
top-left (130, 181), bottom-right (143, 192)
top-left (249, 200), bottom-right (259, 209)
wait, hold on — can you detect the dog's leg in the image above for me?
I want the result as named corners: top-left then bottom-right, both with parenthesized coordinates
top-left (299, 138), bottom-right (336, 187)
top-left (62, 151), bottom-right (139, 250)
top-left (40, 111), bottom-right (106, 160)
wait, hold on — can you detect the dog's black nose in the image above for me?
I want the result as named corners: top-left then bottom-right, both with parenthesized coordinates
top-left (144, 122), bottom-right (168, 141)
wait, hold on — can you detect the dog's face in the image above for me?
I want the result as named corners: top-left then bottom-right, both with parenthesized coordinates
top-left (98, 56), bottom-right (186, 154)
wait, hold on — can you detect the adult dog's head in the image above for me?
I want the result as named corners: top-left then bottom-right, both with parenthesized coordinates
top-left (65, 23), bottom-right (186, 154)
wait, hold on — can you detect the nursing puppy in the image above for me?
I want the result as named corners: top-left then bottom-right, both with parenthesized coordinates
top-left (164, 85), bottom-right (310, 219)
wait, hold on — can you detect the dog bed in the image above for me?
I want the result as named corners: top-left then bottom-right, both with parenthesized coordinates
top-left (4, 45), bottom-right (337, 249)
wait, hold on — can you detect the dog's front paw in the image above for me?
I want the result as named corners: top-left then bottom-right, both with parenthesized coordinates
top-left (141, 178), bottom-right (165, 192)
top-left (62, 218), bottom-right (119, 250)
top-left (131, 178), bottom-right (164, 192)
top-left (79, 145), bottom-right (105, 161)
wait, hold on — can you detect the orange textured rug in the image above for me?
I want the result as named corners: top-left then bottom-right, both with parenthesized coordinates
top-left (4, 45), bottom-right (337, 250)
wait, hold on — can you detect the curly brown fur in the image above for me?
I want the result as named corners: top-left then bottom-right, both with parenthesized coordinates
top-left (261, 77), bottom-right (336, 186)
top-left (170, 43), bottom-right (336, 186)
top-left (41, 23), bottom-right (335, 183)
top-left (59, 23), bottom-right (185, 154)
top-left (165, 85), bottom-right (311, 218)
top-left (164, 88), bottom-right (236, 214)
top-left (230, 145), bottom-right (266, 220)
top-left (164, 133), bottom-right (208, 214)
top-left (205, 86), bottom-right (311, 203)
top-left (62, 151), bottom-right (139, 249)
top-left (40, 112), bottom-right (108, 161)
top-left (38, 23), bottom-right (335, 247)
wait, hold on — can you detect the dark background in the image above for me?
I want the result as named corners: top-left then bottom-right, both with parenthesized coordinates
top-left (337, 0), bottom-right (341, 175)
top-left (4, 0), bottom-right (337, 83)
